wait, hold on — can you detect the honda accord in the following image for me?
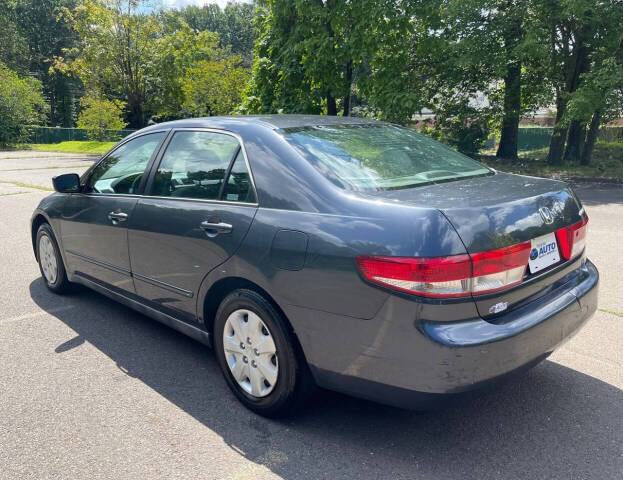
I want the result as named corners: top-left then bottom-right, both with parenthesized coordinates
top-left (31, 115), bottom-right (599, 416)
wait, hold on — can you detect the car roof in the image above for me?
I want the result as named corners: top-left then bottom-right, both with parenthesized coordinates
top-left (137, 114), bottom-right (381, 134)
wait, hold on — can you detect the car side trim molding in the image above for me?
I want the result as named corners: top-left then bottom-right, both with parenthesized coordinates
top-left (66, 249), bottom-right (132, 276)
top-left (72, 273), bottom-right (211, 347)
top-left (133, 272), bottom-right (194, 298)
top-left (67, 250), bottom-right (194, 298)
top-left (72, 192), bottom-right (258, 208)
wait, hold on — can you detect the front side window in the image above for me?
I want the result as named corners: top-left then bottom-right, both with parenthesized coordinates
top-left (150, 131), bottom-right (253, 202)
top-left (86, 132), bottom-right (165, 194)
top-left (282, 124), bottom-right (492, 191)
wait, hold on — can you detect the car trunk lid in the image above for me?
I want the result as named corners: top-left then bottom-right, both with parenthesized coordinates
top-left (364, 172), bottom-right (586, 317)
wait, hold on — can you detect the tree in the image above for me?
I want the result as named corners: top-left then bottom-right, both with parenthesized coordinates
top-left (164, 2), bottom-right (257, 67)
top-left (0, 63), bottom-right (47, 146)
top-left (533, 0), bottom-right (623, 165)
top-left (417, 0), bottom-right (552, 159)
top-left (242, 0), bottom-right (325, 115)
top-left (76, 94), bottom-right (128, 141)
top-left (63, 1), bottom-right (251, 127)
top-left (64, 0), bottom-right (162, 128)
top-left (1, 0), bottom-right (81, 127)
top-left (242, 0), bottom-right (404, 117)
top-left (564, 56), bottom-right (623, 165)
top-left (0, 0), bottom-right (27, 73)
top-left (150, 26), bottom-right (224, 120)
top-left (181, 56), bottom-right (250, 116)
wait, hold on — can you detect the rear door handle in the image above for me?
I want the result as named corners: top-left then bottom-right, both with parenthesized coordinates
top-left (200, 221), bottom-right (233, 235)
top-left (108, 211), bottom-right (128, 223)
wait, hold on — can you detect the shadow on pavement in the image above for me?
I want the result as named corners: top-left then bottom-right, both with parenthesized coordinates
top-left (30, 278), bottom-right (623, 479)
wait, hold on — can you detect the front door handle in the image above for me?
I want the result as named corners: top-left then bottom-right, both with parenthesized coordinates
top-left (200, 220), bottom-right (233, 236)
top-left (108, 211), bottom-right (128, 224)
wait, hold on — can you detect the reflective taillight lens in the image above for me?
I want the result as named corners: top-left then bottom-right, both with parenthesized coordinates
top-left (555, 217), bottom-right (588, 260)
top-left (356, 242), bottom-right (531, 298)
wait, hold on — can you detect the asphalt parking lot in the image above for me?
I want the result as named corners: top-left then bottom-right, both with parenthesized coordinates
top-left (1, 151), bottom-right (622, 480)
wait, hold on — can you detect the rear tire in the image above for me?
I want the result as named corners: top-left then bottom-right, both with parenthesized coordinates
top-left (36, 223), bottom-right (72, 294)
top-left (214, 289), bottom-right (314, 417)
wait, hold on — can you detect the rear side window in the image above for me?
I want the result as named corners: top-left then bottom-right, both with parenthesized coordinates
top-left (151, 131), bottom-right (253, 202)
top-left (222, 150), bottom-right (256, 203)
top-left (282, 124), bottom-right (492, 191)
top-left (87, 132), bottom-right (165, 194)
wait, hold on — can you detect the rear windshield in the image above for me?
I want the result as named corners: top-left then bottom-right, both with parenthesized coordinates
top-left (282, 124), bottom-right (492, 191)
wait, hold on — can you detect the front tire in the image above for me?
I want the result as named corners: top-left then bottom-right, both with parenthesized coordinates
top-left (214, 289), bottom-right (314, 417)
top-left (36, 223), bottom-right (72, 294)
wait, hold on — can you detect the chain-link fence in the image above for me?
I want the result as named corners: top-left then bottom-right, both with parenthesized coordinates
top-left (485, 126), bottom-right (623, 152)
top-left (27, 126), bottom-right (136, 144)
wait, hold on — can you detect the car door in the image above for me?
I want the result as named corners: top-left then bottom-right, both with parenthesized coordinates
top-left (127, 129), bottom-right (258, 323)
top-left (60, 131), bottom-right (167, 294)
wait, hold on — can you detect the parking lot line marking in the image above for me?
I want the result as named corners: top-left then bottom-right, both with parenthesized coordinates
top-left (0, 306), bottom-right (75, 326)
top-left (0, 180), bottom-right (53, 191)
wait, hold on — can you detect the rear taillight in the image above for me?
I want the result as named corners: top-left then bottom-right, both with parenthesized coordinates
top-left (555, 216), bottom-right (588, 260)
top-left (356, 242), bottom-right (531, 298)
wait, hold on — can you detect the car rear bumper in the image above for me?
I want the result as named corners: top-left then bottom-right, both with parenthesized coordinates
top-left (286, 259), bottom-right (599, 409)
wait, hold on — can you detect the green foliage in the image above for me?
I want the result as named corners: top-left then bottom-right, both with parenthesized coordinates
top-left (63, 0), bottom-right (162, 128)
top-left (150, 26), bottom-right (223, 120)
top-left (76, 94), bottom-right (128, 141)
top-left (0, 0), bottom-right (81, 127)
top-left (62, 1), bottom-right (252, 127)
top-left (564, 58), bottom-right (623, 125)
top-left (181, 56), bottom-right (250, 116)
top-left (528, 0), bottom-right (623, 164)
top-left (0, 63), bottom-right (47, 146)
top-left (0, 0), bottom-right (26, 73)
top-left (419, 105), bottom-right (493, 156)
top-left (163, 2), bottom-right (257, 66)
top-left (241, 0), bottom-right (327, 115)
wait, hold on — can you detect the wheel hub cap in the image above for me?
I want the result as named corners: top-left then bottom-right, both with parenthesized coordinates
top-left (39, 235), bottom-right (58, 284)
top-left (223, 309), bottom-right (278, 398)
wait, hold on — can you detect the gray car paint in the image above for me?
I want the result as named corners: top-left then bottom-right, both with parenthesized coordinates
top-left (31, 115), bottom-right (599, 408)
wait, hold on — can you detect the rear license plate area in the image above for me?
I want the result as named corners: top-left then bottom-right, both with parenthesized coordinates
top-left (528, 232), bottom-right (560, 274)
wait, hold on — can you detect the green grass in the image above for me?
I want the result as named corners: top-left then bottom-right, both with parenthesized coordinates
top-left (478, 141), bottom-right (623, 181)
top-left (24, 140), bottom-right (115, 154)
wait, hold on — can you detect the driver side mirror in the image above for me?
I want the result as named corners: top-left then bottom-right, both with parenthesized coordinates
top-left (52, 173), bottom-right (81, 193)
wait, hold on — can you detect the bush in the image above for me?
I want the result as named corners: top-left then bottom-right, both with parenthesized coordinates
top-left (0, 63), bottom-right (47, 146)
top-left (77, 95), bottom-right (128, 141)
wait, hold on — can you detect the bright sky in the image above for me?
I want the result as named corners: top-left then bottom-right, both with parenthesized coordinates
top-left (159, 0), bottom-right (252, 9)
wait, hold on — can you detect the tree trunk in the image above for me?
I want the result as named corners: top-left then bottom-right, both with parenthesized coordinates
top-left (326, 91), bottom-right (337, 116)
top-left (342, 61), bottom-right (353, 117)
top-left (547, 94), bottom-right (567, 166)
top-left (563, 120), bottom-right (586, 163)
top-left (547, 29), bottom-right (590, 166)
top-left (581, 110), bottom-right (601, 165)
top-left (496, 3), bottom-right (522, 160)
top-left (496, 60), bottom-right (521, 159)
top-left (128, 97), bottom-right (145, 129)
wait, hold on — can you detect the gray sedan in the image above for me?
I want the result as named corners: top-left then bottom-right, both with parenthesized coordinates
top-left (31, 115), bottom-right (598, 417)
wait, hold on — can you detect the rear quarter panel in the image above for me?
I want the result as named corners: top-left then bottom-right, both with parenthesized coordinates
top-left (203, 197), bottom-right (474, 320)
